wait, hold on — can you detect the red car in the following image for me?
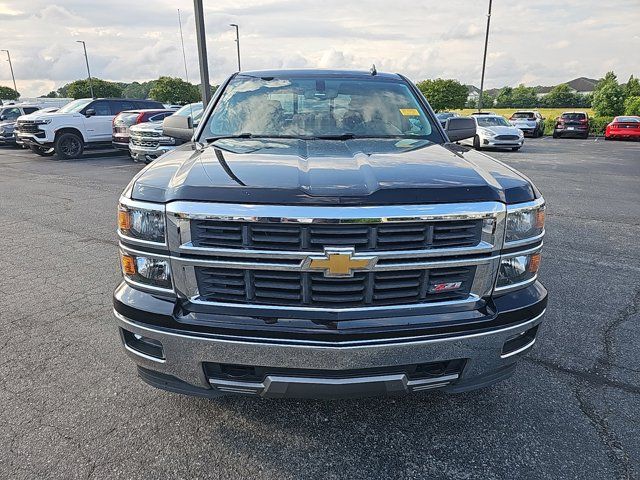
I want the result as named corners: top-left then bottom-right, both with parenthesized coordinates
top-left (112, 109), bottom-right (174, 150)
top-left (605, 116), bottom-right (640, 141)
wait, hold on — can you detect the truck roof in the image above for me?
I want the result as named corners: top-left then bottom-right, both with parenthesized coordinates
top-left (237, 69), bottom-right (403, 81)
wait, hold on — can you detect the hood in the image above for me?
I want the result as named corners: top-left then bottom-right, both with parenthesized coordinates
top-left (130, 138), bottom-right (537, 205)
top-left (20, 112), bottom-right (71, 122)
top-left (130, 121), bottom-right (163, 133)
top-left (481, 125), bottom-right (523, 135)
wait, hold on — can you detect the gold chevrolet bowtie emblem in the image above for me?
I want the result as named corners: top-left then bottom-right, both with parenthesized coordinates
top-left (306, 247), bottom-right (377, 277)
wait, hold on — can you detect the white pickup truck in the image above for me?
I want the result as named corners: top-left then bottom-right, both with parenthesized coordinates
top-left (16, 97), bottom-right (163, 159)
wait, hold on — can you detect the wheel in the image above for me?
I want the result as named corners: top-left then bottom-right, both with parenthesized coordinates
top-left (29, 145), bottom-right (55, 156)
top-left (511, 147), bottom-right (520, 151)
top-left (473, 135), bottom-right (481, 150)
top-left (552, 131), bottom-right (559, 139)
top-left (582, 132), bottom-right (589, 139)
top-left (538, 125), bottom-right (544, 137)
top-left (55, 132), bottom-right (84, 159)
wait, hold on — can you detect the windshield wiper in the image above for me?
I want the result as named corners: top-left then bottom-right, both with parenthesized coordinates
top-left (205, 133), bottom-right (254, 142)
top-left (309, 133), bottom-right (357, 140)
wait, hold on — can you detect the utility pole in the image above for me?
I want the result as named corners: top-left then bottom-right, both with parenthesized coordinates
top-left (230, 24), bottom-right (241, 71)
top-left (76, 40), bottom-right (95, 98)
top-left (193, 0), bottom-right (212, 106)
top-left (477, 0), bottom-right (492, 112)
top-left (1, 50), bottom-right (17, 95)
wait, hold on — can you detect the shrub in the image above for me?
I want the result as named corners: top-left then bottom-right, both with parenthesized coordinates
top-left (589, 116), bottom-right (614, 136)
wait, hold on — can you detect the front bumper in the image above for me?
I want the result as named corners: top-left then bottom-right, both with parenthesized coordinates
top-left (113, 282), bottom-right (547, 399)
top-left (129, 143), bottom-right (175, 162)
top-left (0, 131), bottom-right (16, 144)
top-left (483, 138), bottom-right (524, 148)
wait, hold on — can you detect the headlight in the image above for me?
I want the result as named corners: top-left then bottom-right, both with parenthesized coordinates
top-left (120, 251), bottom-right (172, 290)
top-left (496, 250), bottom-right (541, 290)
top-left (505, 201), bottom-right (545, 243)
top-left (118, 200), bottom-right (166, 244)
top-left (480, 128), bottom-right (496, 137)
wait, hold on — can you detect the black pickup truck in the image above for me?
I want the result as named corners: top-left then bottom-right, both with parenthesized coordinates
top-left (114, 69), bottom-right (547, 399)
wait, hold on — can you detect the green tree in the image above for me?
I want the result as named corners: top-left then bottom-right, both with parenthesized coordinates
top-left (592, 71), bottom-right (625, 117)
top-left (415, 78), bottom-right (468, 112)
top-left (65, 78), bottom-right (124, 99)
top-left (494, 87), bottom-right (513, 108)
top-left (624, 75), bottom-right (640, 98)
top-left (123, 80), bottom-right (156, 99)
top-left (542, 84), bottom-right (577, 107)
top-left (149, 76), bottom-right (200, 104)
top-left (41, 90), bottom-right (59, 98)
top-left (624, 96), bottom-right (640, 116)
top-left (0, 85), bottom-right (20, 100)
top-left (510, 84), bottom-right (538, 108)
top-left (477, 91), bottom-right (495, 110)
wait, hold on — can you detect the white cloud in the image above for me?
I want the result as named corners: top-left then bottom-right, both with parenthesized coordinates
top-left (0, 0), bottom-right (638, 97)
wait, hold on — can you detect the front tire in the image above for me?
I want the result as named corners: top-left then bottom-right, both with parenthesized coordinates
top-left (29, 145), bottom-right (55, 156)
top-left (511, 147), bottom-right (521, 151)
top-left (473, 135), bottom-right (481, 150)
top-left (552, 131), bottom-right (559, 139)
top-left (55, 132), bottom-right (84, 159)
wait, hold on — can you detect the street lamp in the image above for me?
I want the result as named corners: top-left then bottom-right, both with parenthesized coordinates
top-left (76, 40), bottom-right (95, 99)
top-left (477, 0), bottom-right (492, 112)
top-left (229, 24), bottom-right (241, 72)
top-left (0, 49), bottom-right (17, 95)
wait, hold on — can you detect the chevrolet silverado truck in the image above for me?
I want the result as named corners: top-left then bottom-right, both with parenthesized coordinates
top-left (114, 69), bottom-right (547, 399)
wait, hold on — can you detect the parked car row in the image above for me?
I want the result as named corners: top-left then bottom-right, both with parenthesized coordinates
top-left (4, 98), bottom-right (638, 162)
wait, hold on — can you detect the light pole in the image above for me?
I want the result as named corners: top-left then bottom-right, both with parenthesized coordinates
top-left (477, 0), bottom-right (492, 112)
top-left (1, 49), bottom-right (17, 95)
top-left (193, 0), bottom-right (212, 105)
top-left (230, 24), bottom-right (241, 72)
top-left (76, 40), bottom-right (95, 99)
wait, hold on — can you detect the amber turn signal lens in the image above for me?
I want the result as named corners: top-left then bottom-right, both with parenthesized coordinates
top-left (118, 209), bottom-right (131, 230)
top-left (535, 209), bottom-right (545, 229)
top-left (528, 253), bottom-right (541, 273)
top-left (121, 254), bottom-right (137, 276)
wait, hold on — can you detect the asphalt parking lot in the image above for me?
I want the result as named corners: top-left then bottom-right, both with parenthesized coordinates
top-left (0, 137), bottom-right (638, 480)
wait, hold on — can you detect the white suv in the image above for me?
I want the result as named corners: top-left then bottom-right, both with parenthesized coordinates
top-left (16, 98), bottom-right (163, 159)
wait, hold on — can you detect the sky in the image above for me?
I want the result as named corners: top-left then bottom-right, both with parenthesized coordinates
top-left (0, 0), bottom-right (638, 98)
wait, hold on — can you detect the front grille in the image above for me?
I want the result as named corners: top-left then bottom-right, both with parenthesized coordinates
top-left (132, 130), bottom-right (161, 138)
top-left (195, 265), bottom-right (475, 308)
top-left (16, 122), bottom-right (40, 134)
top-left (191, 220), bottom-right (483, 251)
top-left (494, 135), bottom-right (519, 141)
top-left (131, 138), bottom-right (160, 148)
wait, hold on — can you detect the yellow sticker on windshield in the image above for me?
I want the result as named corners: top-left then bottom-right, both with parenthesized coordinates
top-left (400, 108), bottom-right (420, 116)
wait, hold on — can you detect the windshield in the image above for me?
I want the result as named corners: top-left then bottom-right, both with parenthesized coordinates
top-left (615, 116), bottom-right (639, 123)
top-left (477, 116), bottom-right (511, 127)
top-left (562, 113), bottom-right (586, 120)
top-left (175, 102), bottom-right (204, 125)
top-left (202, 75), bottom-right (437, 140)
top-left (511, 112), bottom-right (535, 119)
top-left (57, 99), bottom-right (93, 114)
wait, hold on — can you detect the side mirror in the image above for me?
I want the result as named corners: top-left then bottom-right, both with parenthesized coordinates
top-left (163, 114), bottom-right (194, 141)
top-left (85, 108), bottom-right (96, 117)
top-left (445, 117), bottom-right (476, 142)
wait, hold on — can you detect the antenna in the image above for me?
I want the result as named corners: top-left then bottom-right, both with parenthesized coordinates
top-left (370, 64), bottom-right (377, 76)
top-left (178, 9), bottom-right (189, 83)
top-left (177, 9), bottom-right (194, 129)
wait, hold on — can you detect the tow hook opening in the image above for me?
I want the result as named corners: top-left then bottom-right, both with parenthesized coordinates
top-left (121, 328), bottom-right (165, 360)
top-left (501, 324), bottom-right (539, 358)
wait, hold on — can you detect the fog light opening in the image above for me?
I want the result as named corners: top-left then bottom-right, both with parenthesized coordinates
top-left (501, 325), bottom-right (539, 358)
top-left (121, 328), bottom-right (165, 360)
